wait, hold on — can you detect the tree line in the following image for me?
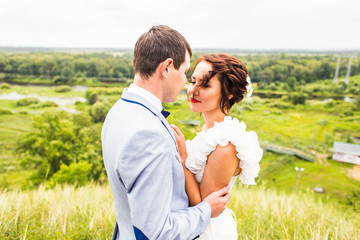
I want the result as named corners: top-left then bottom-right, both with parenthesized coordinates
top-left (0, 52), bottom-right (134, 84)
top-left (0, 52), bottom-right (359, 86)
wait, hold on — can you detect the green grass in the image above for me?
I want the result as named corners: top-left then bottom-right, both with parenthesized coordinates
top-left (0, 183), bottom-right (358, 240)
top-left (258, 153), bottom-right (359, 199)
top-left (0, 184), bottom-right (114, 240)
top-left (230, 184), bottom-right (360, 240)
top-left (0, 84), bottom-right (86, 98)
top-left (0, 114), bottom-right (33, 188)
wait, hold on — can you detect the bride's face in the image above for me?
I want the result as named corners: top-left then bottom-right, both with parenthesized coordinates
top-left (187, 61), bottom-right (222, 114)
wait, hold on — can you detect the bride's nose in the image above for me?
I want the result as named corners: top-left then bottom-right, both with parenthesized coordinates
top-left (188, 86), bottom-right (199, 97)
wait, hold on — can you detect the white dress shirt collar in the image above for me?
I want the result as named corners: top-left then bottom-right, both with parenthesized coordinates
top-left (127, 83), bottom-right (163, 112)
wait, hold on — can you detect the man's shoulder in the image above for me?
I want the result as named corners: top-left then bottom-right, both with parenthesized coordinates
top-left (103, 99), bottom-right (164, 138)
top-left (107, 99), bottom-right (158, 122)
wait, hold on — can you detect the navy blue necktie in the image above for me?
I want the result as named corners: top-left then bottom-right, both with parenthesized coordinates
top-left (161, 109), bottom-right (170, 118)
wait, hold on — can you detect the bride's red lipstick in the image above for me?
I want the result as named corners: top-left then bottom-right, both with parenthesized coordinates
top-left (190, 98), bottom-right (200, 103)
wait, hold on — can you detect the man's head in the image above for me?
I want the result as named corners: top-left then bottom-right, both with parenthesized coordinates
top-left (133, 25), bottom-right (192, 102)
top-left (133, 25), bottom-right (192, 79)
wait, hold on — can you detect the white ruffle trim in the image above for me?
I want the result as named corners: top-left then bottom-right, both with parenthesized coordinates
top-left (185, 116), bottom-right (263, 185)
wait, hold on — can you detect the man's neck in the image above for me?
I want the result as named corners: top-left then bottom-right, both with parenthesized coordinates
top-left (133, 74), bottom-right (164, 102)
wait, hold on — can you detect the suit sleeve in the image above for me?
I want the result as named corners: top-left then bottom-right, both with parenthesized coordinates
top-left (117, 129), bottom-right (211, 240)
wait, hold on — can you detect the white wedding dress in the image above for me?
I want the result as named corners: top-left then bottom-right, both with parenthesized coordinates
top-left (185, 116), bottom-right (263, 240)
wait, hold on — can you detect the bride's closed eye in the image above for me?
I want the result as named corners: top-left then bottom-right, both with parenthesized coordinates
top-left (188, 76), bottom-right (196, 84)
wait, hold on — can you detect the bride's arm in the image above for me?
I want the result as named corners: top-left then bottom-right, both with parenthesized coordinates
top-left (199, 144), bottom-right (239, 200)
top-left (171, 125), bottom-right (239, 206)
top-left (182, 162), bottom-right (202, 206)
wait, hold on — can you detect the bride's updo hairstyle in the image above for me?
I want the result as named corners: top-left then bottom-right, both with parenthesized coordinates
top-left (190, 54), bottom-right (249, 114)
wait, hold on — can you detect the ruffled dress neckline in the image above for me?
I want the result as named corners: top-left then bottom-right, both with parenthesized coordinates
top-left (185, 116), bottom-right (263, 187)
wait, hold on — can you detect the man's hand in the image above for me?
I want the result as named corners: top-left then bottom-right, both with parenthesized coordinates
top-left (203, 186), bottom-right (231, 218)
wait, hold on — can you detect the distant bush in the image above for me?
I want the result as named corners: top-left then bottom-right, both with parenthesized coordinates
top-left (88, 100), bottom-right (113, 123)
top-left (55, 85), bottom-right (72, 93)
top-left (0, 83), bottom-right (11, 89)
top-left (16, 97), bottom-right (39, 106)
top-left (47, 162), bottom-right (93, 188)
top-left (242, 105), bottom-right (253, 111)
top-left (340, 106), bottom-right (354, 117)
top-left (53, 76), bottom-right (66, 85)
top-left (285, 76), bottom-right (298, 90)
top-left (334, 102), bottom-right (357, 117)
top-left (281, 95), bottom-right (290, 102)
top-left (348, 86), bottom-right (360, 95)
top-left (41, 101), bottom-right (58, 108)
top-left (290, 92), bottom-right (306, 105)
top-left (343, 190), bottom-right (360, 212)
top-left (53, 76), bottom-right (76, 85)
top-left (0, 73), bottom-right (6, 80)
top-left (356, 97), bottom-right (360, 110)
top-left (268, 83), bottom-right (277, 91)
top-left (96, 87), bottom-right (123, 96)
top-left (267, 101), bottom-right (292, 109)
top-left (19, 110), bottom-right (28, 115)
top-left (0, 108), bottom-right (13, 115)
top-left (85, 89), bottom-right (98, 105)
top-left (272, 110), bottom-right (283, 115)
top-left (324, 100), bottom-right (335, 108)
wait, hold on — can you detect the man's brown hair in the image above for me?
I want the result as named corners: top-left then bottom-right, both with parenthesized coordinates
top-left (133, 25), bottom-right (192, 79)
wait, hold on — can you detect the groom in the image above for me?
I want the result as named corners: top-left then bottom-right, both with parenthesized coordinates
top-left (102, 25), bottom-right (231, 240)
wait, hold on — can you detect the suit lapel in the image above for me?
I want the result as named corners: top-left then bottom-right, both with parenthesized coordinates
top-left (120, 89), bottom-right (178, 154)
top-left (121, 89), bottom-right (160, 116)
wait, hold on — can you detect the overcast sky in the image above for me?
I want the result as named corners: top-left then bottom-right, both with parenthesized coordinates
top-left (0, 0), bottom-right (359, 50)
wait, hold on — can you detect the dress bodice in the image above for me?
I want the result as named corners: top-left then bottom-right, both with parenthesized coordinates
top-left (185, 116), bottom-right (263, 188)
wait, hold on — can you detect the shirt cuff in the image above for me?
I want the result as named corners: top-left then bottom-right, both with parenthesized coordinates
top-left (197, 201), bottom-right (211, 232)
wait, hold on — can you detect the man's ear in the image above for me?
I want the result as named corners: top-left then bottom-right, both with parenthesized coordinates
top-left (160, 58), bottom-right (173, 78)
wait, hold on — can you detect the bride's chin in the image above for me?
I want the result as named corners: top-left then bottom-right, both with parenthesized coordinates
top-left (189, 106), bottom-right (201, 112)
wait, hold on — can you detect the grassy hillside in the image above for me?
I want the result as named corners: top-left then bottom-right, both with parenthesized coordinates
top-left (231, 184), bottom-right (360, 239)
top-left (0, 183), bottom-right (358, 239)
top-left (0, 114), bottom-right (33, 187)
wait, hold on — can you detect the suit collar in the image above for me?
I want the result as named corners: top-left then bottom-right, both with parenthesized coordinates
top-left (121, 88), bottom-right (178, 153)
top-left (128, 84), bottom-right (163, 113)
top-left (121, 88), bottom-right (161, 117)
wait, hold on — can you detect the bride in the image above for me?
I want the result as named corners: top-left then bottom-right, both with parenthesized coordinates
top-left (171, 54), bottom-right (263, 239)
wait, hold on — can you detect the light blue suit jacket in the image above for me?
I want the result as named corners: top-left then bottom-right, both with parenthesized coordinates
top-left (102, 89), bottom-right (211, 240)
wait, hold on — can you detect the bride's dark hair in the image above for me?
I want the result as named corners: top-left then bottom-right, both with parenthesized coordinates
top-left (190, 54), bottom-right (249, 114)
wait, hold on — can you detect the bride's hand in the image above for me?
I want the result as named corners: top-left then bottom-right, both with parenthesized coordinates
top-left (170, 124), bottom-right (187, 165)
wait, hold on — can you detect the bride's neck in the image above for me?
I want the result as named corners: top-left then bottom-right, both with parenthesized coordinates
top-left (202, 110), bottom-right (227, 131)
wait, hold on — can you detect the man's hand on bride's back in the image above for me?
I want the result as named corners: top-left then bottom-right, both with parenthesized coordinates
top-left (203, 186), bottom-right (231, 218)
top-left (171, 125), bottom-right (187, 164)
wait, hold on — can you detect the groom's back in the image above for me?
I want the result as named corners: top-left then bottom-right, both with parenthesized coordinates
top-left (102, 98), bottom-right (162, 239)
top-left (102, 95), bottom-right (191, 239)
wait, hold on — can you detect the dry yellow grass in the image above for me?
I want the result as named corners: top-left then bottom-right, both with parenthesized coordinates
top-left (0, 183), bottom-right (359, 239)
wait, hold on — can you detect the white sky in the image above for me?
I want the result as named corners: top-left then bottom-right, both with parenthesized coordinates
top-left (0, 0), bottom-right (359, 50)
